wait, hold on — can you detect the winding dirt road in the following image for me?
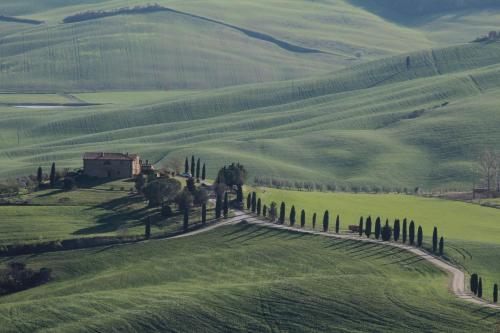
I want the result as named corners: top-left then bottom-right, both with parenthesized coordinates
top-left (190, 210), bottom-right (500, 310)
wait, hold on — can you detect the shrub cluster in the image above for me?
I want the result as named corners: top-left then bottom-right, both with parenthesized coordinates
top-left (63, 4), bottom-right (168, 23)
top-left (0, 262), bottom-right (51, 296)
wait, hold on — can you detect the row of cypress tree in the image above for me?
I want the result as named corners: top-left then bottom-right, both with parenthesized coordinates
top-left (357, 216), bottom-right (444, 255)
top-left (246, 194), bottom-right (342, 233)
top-left (471, 273), bottom-right (499, 303)
top-left (36, 163), bottom-right (57, 188)
top-left (184, 155), bottom-right (206, 181)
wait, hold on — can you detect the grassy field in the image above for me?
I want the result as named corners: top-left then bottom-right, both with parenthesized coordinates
top-left (251, 186), bottom-right (500, 301)
top-left (0, 179), bottom-right (211, 245)
top-left (1, 0), bottom-right (500, 92)
top-left (1, 41), bottom-right (500, 189)
top-left (0, 223), bottom-right (497, 332)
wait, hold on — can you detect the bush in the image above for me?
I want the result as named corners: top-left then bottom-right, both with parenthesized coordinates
top-left (0, 262), bottom-right (52, 296)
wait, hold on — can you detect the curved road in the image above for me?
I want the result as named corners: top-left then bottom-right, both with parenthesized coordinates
top-left (182, 210), bottom-right (500, 310)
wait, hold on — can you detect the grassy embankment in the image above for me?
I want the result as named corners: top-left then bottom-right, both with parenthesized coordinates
top-left (0, 223), bottom-right (497, 332)
top-left (252, 186), bottom-right (500, 301)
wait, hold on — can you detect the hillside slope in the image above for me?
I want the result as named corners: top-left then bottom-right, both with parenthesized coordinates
top-left (1, 41), bottom-right (499, 188)
top-left (0, 223), bottom-right (496, 332)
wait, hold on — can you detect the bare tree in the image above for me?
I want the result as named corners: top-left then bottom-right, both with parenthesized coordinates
top-left (166, 156), bottom-right (183, 175)
top-left (478, 150), bottom-right (498, 191)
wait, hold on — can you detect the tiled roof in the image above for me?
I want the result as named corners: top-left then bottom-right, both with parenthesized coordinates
top-left (83, 152), bottom-right (138, 161)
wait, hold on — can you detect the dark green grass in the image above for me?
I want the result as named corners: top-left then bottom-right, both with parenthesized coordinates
top-left (0, 223), bottom-right (497, 332)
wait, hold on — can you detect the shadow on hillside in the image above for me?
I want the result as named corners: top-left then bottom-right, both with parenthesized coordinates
top-left (72, 195), bottom-right (148, 235)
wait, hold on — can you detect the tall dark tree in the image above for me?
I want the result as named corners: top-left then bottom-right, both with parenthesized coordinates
top-left (323, 210), bottom-right (329, 232)
top-left (246, 193), bottom-right (251, 210)
top-left (312, 213), bottom-right (317, 230)
top-left (49, 162), bottom-right (56, 188)
top-left (494, 284), bottom-right (498, 303)
top-left (215, 193), bottom-right (222, 219)
top-left (300, 210), bottom-right (306, 228)
top-left (263, 205), bottom-right (267, 217)
top-left (289, 206), bottom-right (296, 226)
top-left (145, 217), bottom-right (151, 239)
top-left (417, 226), bottom-right (423, 247)
top-left (201, 203), bottom-right (207, 224)
top-left (37, 167), bottom-right (43, 184)
top-left (393, 219), bottom-right (400, 242)
top-left (402, 218), bottom-right (407, 243)
top-left (409, 221), bottom-right (415, 245)
top-left (257, 198), bottom-right (262, 215)
top-left (358, 217), bottom-right (364, 237)
top-left (365, 216), bottom-right (372, 238)
top-left (183, 207), bottom-right (189, 232)
top-left (335, 215), bottom-right (340, 234)
top-left (471, 274), bottom-right (479, 294)
top-left (432, 227), bottom-right (438, 253)
top-left (478, 278), bottom-right (483, 298)
top-left (223, 192), bottom-right (229, 218)
top-left (184, 157), bottom-right (189, 173)
top-left (439, 237), bottom-right (444, 255)
top-left (279, 202), bottom-right (286, 224)
top-left (251, 192), bottom-right (257, 213)
top-left (375, 217), bottom-right (381, 240)
top-left (201, 163), bottom-right (206, 181)
top-left (190, 156), bottom-right (195, 176)
top-left (196, 158), bottom-right (201, 180)
top-left (382, 221), bottom-right (391, 241)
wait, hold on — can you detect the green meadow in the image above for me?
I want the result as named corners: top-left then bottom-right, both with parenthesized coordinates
top-left (0, 179), bottom-right (213, 245)
top-left (0, 223), bottom-right (497, 332)
top-left (252, 186), bottom-right (500, 301)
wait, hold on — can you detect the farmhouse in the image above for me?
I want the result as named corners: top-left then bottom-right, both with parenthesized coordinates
top-left (83, 152), bottom-right (141, 179)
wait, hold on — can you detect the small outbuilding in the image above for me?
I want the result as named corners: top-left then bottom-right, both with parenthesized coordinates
top-left (83, 152), bottom-right (141, 179)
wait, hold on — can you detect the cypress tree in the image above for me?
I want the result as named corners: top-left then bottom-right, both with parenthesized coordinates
top-left (335, 215), bottom-right (340, 234)
top-left (382, 221), bottom-right (391, 241)
top-left (263, 205), bottom-right (267, 217)
top-left (409, 221), bottom-right (415, 245)
top-left (439, 237), bottom-right (444, 255)
top-left (375, 217), bottom-right (381, 240)
top-left (190, 156), bottom-right (195, 176)
top-left (257, 198), bottom-right (262, 215)
top-left (183, 207), bottom-right (189, 232)
top-left (49, 162), bottom-right (56, 188)
top-left (279, 202), bottom-right (286, 224)
top-left (494, 284), bottom-right (498, 303)
top-left (432, 227), bottom-right (438, 253)
top-left (201, 203), bottom-right (207, 224)
top-left (215, 193), bottom-right (222, 219)
top-left (184, 157), bottom-right (189, 173)
top-left (223, 192), bottom-right (229, 218)
top-left (402, 218), bottom-right (407, 243)
top-left (471, 273), bottom-right (479, 294)
top-left (365, 216), bottom-right (372, 238)
top-left (300, 210), bottom-right (306, 228)
top-left (289, 206), bottom-right (296, 226)
top-left (251, 192), bottom-right (257, 213)
top-left (358, 217), bottom-right (364, 237)
top-left (236, 185), bottom-right (243, 204)
top-left (394, 219), bottom-right (400, 242)
top-left (37, 166), bottom-right (43, 184)
top-left (478, 278), bottom-right (483, 298)
top-left (145, 217), bottom-right (151, 239)
top-left (201, 163), bottom-right (206, 181)
top-left (417, 226), bottom-right (423, 247)
top-left (196, 158), bottom-right (201, 180)
top-left (246, 193), bottom-right (251, 210)
top-left (312, 213), bottom-right (317, 230)
top-left (323, 210), bottom-right (329, 232)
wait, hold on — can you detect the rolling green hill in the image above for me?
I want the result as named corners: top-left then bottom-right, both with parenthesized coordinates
top-left (0, 223), bottom-right (497, 332)
top-left (2, 0), bottom-right (500, 92)
top-left (1, 41), bottom-right (500, 189)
